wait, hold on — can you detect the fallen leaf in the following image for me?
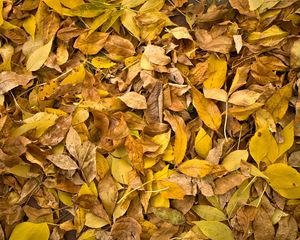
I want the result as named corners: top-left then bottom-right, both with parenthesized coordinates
top-left (9, 222), bottom-right (49, 240)
top-left (47, 154), bottom-right (78, 170)
top-left (264, 163), bottom-right (300, 199)
top-left (104, 35), bottom-right (135, 58)
top-left (118, 92), bottom-right (147, 109)
top-left (221, 150), bottom-right (249, 171)
top-left (143, 45), bottom-right (171, 65)
top-left (194, 220), bottom-right (234, 240)
top-left (194, 127), bottom-right (212, 158)
top-left (178, 159), bottom-right (213, 178)
top-left (74, 32), bottom-right (109, 55)
top-left (111, 217), bottom-right (142, 240)
top-left (191, 85), bottom-right (222, 130)
top-left (0, 71), bottom-right (35, 94)
top-left (192, 205), bottom-right (227, 221)
top-left (152, 207), bottom-right (186, 225)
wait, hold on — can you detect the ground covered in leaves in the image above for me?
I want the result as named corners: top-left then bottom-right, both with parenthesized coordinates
top-left (1, 0), bottom-right (300, 239)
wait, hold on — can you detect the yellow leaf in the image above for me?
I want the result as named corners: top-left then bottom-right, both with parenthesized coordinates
top-left (149, 194), bottom-right (170, 208)
top-left (111, 156), bottom-right (133, 184)
top-left (88, 10), bottom-right (112, 36)
top-left (222, 150), bottom-right (249, 171)
top-left (121, 9), bottom-right (140, 40)
top-left (91, 56), bottom-right (116, 69)
top-left (74, 32), bottom-right (109, 55)
top-left (247, 25), bottom-right (288, 46)
top-left (278, 121), bottom-right (294, 156)
top-left (60, 0), bottom-right (84, 8)
top-left (43, 0), bottom-right (63, 14)
top-left (249, 128), bottom-right (278, 165)
top-left (26, 39), bottom-right (53, 71)
top-left (164, 111), bottom-right (187, 164)
top-left (248, 0), bottom-right (263, 11)
top-left (264, 163), bottom-right (300, 199)
top-left (192, 205), bottom-right (227, 221)
top-left (194, 127), bottom-right (212, 158)
top-left (203, 54), bottom-right (227, 89)
top-left (78, 229), bottom-right (96, 240)
top-left (58, 190), bottom-right (73, 207)
top-left (85, 213), bottom-right (108, 229)
top-left (154, 165), bottom-right (175, 180)
top-left (264, 82), bottom-right (293, 123)
top-left (12, 112), bottom-right (58, 138)
top-left (23, 15), bottom-right (36, 40)
top-left (191, 85), bottom-right (222, 130)
top-left (9, 222), bottom-right (50, 240)
top-left (228, 66), bottom-right (249, 95)
top-left (0, 0), bottom-right (3, 26)
top-left (178, 159), bottom-right (213, 178)
top-left (72, 108), bottom-right (90, 125)
top-left (157, 180), bottom-right (185, 200)
top-left (150, 130), bottom-right (171, 155)
top-left (122, 0), bottom-right (147, 8)
top-left (194, 221), bottom-right (234, 240)
top-left (139, 0), bottom-right (165, 13)
top-left (228, 103), bottom-right (264, 121)
top-left (61, 64), bottom-right (86, 85)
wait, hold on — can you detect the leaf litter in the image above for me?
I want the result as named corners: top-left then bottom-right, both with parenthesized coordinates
top-left (0, 0), bottom-right (300, 239)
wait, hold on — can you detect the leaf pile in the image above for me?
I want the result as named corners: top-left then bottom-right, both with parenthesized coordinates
top-left (1, 0), bottom-right (300, 239)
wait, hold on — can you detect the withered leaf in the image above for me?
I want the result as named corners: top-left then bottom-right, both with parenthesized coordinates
top-left (47, 154), bottom-right (78, 170)
top-left (0, 72), bottom-right (35, 94)
top-left (104, 35), bottom-right (135, 58)
top-left (111, 217), bottom-right (142, 240)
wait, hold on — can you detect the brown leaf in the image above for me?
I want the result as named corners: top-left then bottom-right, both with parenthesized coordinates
top-left (118, 92), bottom-right (147, 109)
top-left (143, 45), bottom-right (171, 65)
top-left (40, 115), bottom-right (72, 146)
top-left (253, 207), bottom-right (275, 240)
top-left (125, 135), bottom-right (144, 172)
top-left (98, 173), bottom-right (118, 216)
top-left (104, 35), bottom-right (135, 58)
top-left (111, 217), bottom-right (142, 240)
top-left (46, 154), bottom-right (78, 170)
top-left (214, 172), bottom-right (248, 195)
top-left (74, 32), bottom-right (109, 55)
top-left (0, 71), bottom-right (35, 94)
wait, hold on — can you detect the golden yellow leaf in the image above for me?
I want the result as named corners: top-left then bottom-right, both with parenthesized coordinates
top-left (164, 111), bottom-right (187, 164)
top-left (88, 10), bottom-right (112, 36)
top-left (264, 82), bottom-right (293, 123)
top-left (9, 222), bottom-right (50, 240)
top-left (149, 194), bottom-right (170, 208)
top-left (23, 15), bottom-right (36, 40)
top-left (139, 0), bottom-right (165, 13)
top-left (191, 85), bottom-right (222, 130)
top-left (91, 56), bottom-right (116, 69)
top-left (192, 205), bottom-right (227, 221)
top-left (158, 180), bottom-right (185, 200)
top-left (203, 54), bottom-right (227, 89)
top-left (110, 155), bottom-right (133, 184)
top-left (278, 121), bottom-right (294, 156)
top-left (249, 128), bottom-right (278, 165)
top-left (61, 64), bottom-right (86, 85)
top-left (178, 159), bottom-right (213, 178)
top-left (264, 163), bottom-right (300, 199)
top-left (74, 32), bottom-right (109, 55)
top-left (121, 9), bottom-right (140, 40)
top-left (194, 127), bottom-right (212, 158)
top-left (194, 221), bottom-right (234, 240)
top-left (228, 103), bottom-right (264, 121)
top-left (222, 150), bottom-right (249, 171)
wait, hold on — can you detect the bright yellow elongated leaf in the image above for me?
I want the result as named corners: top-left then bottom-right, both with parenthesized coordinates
top-left (229, 103), bottom-right (264, 121)
top-left (139, 0), bottom-right (165, 13)
top-left (178, 159), bottom-right (213, 178)
top-left (61, 64), bottom-right (86, 85)
top-left (26, 39), bottom-right (53, 71)
top-left (222, 150), bottom-right (249, 171)
top-left (23, 15), bottom-right (36, 40)
top-left (164, 111), bottom-right (187, 165)
top-left (0, 0), bottom-right (3, 26)
top-left (203, 54), bottom-right (227, 89)
top-left (91, 56), bottom-right (116, 69)
top-left (121, 9), bottom-right (140, 40)
top-left (194, 220), bottom-right (234, 240)
top-left (191, 85), bottom-right (221, 130)
top-left (194, 127), bottom-right (212, 158)
top-left (9, 222), bottom-right (50, 240)
top-left (149, 194), bottom-right (170, 208)
top-left (264, 163), bottom-right (300, 199)
top-left (249, 128), bottom-right (278, 165)
top-left (192, 205), bottom-right (227, 221)
top-left (88, 10), bottom-right (112, 36)
top-left (264, 82), bottom-right (293, 123)
top-left (150, 130), bottom-right (171, 155)
top-left (278, 121), bottom-right (294, 156)
top-left (247, 25), bottom-right (288, 46)
top-left (122, 0), bottom-right (147, 8)
top-left (60, 0), bottom-right (84, 8)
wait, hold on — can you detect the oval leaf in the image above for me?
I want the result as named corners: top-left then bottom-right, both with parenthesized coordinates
top-left (192, 205), bottom-right (227, 221)
top-left (9, 222), bottom-right (50, 240)
top-left (194, 220), bottom-right (234, 240)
